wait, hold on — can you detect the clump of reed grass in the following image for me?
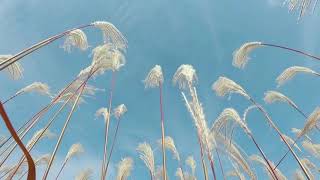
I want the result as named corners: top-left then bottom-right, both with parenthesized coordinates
top-left (116, 157), bottom-right (133, 180)
top-left (137, 142), bottom-right (155, 179)
top-left (299, 107), bottom-right (320, 137)
top-left (186, 156), bottom-right (196, 176)
top-left (302, 140), bottom-right (320, 159)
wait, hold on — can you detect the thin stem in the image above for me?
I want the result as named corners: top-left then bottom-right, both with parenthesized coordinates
top-left (102, 71), bottom-right (117, 180)
top-left (42, 80), bottom-right (88, 180)
top-left (248, 97), bottom-right (310, 180)
top-left (55, 160), bottom-right (68, 179)
top-left (2, 91), bottom-right (24, 104)
top-left (0, 24), bottom-right (92, 71)
top-left (262, 43), bottom-right (320, 61)
top-left (207, 152), bottom-right (217, 180)
top-left (197, 135), bottom-right (208, 180)
top-left (215, 148), bottom-right (225, 180)
top-left (104, 117), bottom-right (121, 175)
top-left (0, 102), bottom-right (35, 180)
top-left (159, 82), bottom-right (167, 180)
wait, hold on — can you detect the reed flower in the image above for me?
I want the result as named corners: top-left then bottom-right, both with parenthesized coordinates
top-left (173, 64), bottom-right (197, 89)
top-left (226, 163), bottom-right (246, 180)
top-left (212, 76), bottom-right (249, 99)
top-left (291, 128), bottom-right (311, 141)
top-left (212, 108), bottom-right (252, 136)
top-left (65, 143), bottom-right (84, 161)
top-left (158, 136), bottom-right (180, 161)
top-left (26, 129), bottom-right (55, 149)
top-left (92, 21), bottom-right (128, 50)
top-left (264, 91), bottom-right (298, 108)
top-left (116, 157), bottom-right (133, 180)
top-left (16, 82), bottom-right (51, 96)
top-left (299, 107), bottom-right (320, 137)
top-left (136, 142), bottom-right (155, 177)
top-left (35, 154), bottom-right (51, 166)
top-left (232, 42), bottom-right (263, 69)
top-left (0, 55), bottom-right (24, 80)
top-left (113, 104), bottom-right (127, 119)
top-left (276, 66), bottom-right (320, 87)
top-left (300, 158), bottom-right (315, 179)
top-left (186, 156), bottom-right (196, 176)
top-left (144, 65), bottom-right (164, 88)
top-left (95, 107), bottom-right (110, 123)
top-left (63, 29), bottom-right (88, 52)
top-left (75, 168), bottom-right (93, 180)
top-left (250, 154), bottom-right (286, 180)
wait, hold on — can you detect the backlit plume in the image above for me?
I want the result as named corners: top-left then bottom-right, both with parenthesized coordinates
top-left (0, 55), bottom-right (24, 80)
top-left (276, 66), bottom-right (320, 87)
top-left (299, 107), bottom-right (320, 137)
top-left (63, 29), bottom-right (88, 52)
top-left (116, 157), bottom-right (134, 180)
top-left (212, 76), bottom-right (250, 99)
top-left (144, 65), bottom-right (164, 88)
top-left (136, 142), bottom-right (155, 177)
top-left (173, 64), bottom-right (197, 89)
top-left (232, 42), bottom-right (263, 69)
top-left (113, 104), bottom-right (127, 119)
top-left (16, 82), bottom-right (51, 96)
top-left (92, 21), bottom-right (128, 50)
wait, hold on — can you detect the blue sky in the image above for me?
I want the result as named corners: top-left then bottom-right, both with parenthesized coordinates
top-left (0, 0), bottom-right (320, 179)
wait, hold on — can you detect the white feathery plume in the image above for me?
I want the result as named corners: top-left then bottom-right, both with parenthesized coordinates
top-left (55, 92), bottom-right (86, 106)
top-left (35, 154), bottom-right (51, 166)
top-left (75, 168), bottom-right (93, 180)
top-left (232, 42), bottom-right (263, 69)
top-left (250, 154), bottom-right (287, 180)
top-left (243, 105), bottom-right (257, 122)
top-left (276, 66), bottom-right (320, 87)
top-left (113, 104), bottom-right (127, 119)
top-left (173, 64), bottom-right (197, 89)
top-left (212, 76), bottom-right (250, 99)
top-left (92, 21), bottom-right (128, 50)
top-left (16, 82), bottom-right (51, 96)
top-left (299, 107), bottom-right (320, 137)
top-left (291, 128), bottom-right (311, 141)
top-left (63, 80), bottom-right (104, 96)
top-left (65, 143), bottom-right (84, 161)
top-left (0, 55), bottom-right (24, 80)
top-left (26, 129), bottom-right (56, 149)
top-left (186, 156), bottom-right (196, 176)
top-left (280, 134), bottom-right (301, 152)
top-left (264, 91), bottom-right (298, 109)
top-left (95, 107), bottom-right (110, 123)
top-left (212, 108), bottom-right (252, 136)
top-left (136, 142), bottom-right (155, 176)
top-left (63, 29), bottom-right (88, 52)
top-left (144, 65), bottom-right (164, 88)
top-left (157, 136), bottom-right (180, 161)
top-left (293, 169), bottom-right (306, 180)
top-left (302, 140), bottom-right (320, 159)
top-left (116, 157), bottom-right (133, 180)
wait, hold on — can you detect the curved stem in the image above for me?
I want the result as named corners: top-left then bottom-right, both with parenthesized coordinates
top-left (2, 91), bottom-right (24, 104)
top-left (159, 83), bottom-right (167, 180)
top-left (262, 43), bottom-right (320, 61)
top-left (249, 97), bottom-right (310, 180)
top-left (102, 72), bottom-right (117, 180)
top-left (0, 102), bottom-right (35, 180)
top-left (0, 24), bottom-right (92, 71)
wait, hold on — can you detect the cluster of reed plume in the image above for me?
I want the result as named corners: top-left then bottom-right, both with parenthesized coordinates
top-left (1, 20), bottom-right (320, 180)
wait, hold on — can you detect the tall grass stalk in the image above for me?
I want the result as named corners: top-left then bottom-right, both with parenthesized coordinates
top-left (212, 77), bottom-right (310, 179)
top-left (101, 71), bottom-right (117, 180)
